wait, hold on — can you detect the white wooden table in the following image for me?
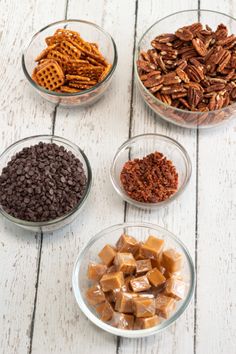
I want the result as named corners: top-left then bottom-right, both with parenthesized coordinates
top-left (0, 0), bottom-right (235, 353)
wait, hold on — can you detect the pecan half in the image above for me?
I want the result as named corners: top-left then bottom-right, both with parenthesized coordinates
top-left (175, 27), bottom-right (193, 41)
top-left (192, 38), bottom-right (208, 56)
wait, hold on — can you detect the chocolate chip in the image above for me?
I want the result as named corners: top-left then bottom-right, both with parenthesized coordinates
top-left (0, 142), bottom-right (87, 222)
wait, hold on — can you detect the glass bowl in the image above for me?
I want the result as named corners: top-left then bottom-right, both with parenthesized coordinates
top-left (22, 19), bottom-right (117, 107)
top-left (110, 134), bottom-right (191, 209)
top-left (0, 135), bottom-right (92, 232)
top-left (72, 222), bottom-right (195, 338)
top-left (135, 9), bottom-right (236, 128)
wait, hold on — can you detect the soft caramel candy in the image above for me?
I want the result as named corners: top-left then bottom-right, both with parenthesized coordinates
top-left (107, 264), bottom-right (117, 273)
top-left (114, 252), bottom-right (136, 274)
top-left (86, 284), bottom-right (106, 306)
top-left (109, 312), bottom-right (134, 330)
top-left (105, 285), bottom-right (128, 303)
top-left (139, 244), bottom-right (161, 260)
top-left (134, 315), bottom-right (160, 329)
top-left (134, 243), bottom-right (146, 260)
top-left (133, 297), bottom-right (155, 318)
top-left (87, 263), bottom-right (107, 281)
top-left (130, 275), bottom-right (151, 293)
top-left (147, 268), bottom-right (166, 287)
top-left (100, 271), bottom-right (124, 292)
top-left (155, 294), bottom-right (176, 319)
top-left (164, 278), bottom-right (185, 300)
top-left (145, 236), bottom-right (164, 255)
top-left (124, 275), bottom-right (135, 291)
top-left (136, 259), bottom-right (152, 275)
top-left (116, 234), bottom-right (139, 254)
top-left (98, 244), bottom-right (117, 266)
top-left (96, 300), bottom-right (114, 321)
top-left (161, 249), bottom-right (182, 273)
top-left (115, 292), bottom-right (136, 313)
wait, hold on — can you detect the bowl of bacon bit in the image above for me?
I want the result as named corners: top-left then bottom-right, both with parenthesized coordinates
top-left (135, 10), bottom-right (236, 128)
top-left (110, 134), bottom-right (191, 209)
top-left (22, 19), bottom-right (117, 106)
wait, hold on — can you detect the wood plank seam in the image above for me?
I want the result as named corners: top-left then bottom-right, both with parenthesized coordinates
top-left (117, 0), bottom-right (139, 352)
top-left (193, 3), bottom-right (201, 354)
top-left (28, 232), bottom-right (43, 354)
top-left (29, 1), bottom-right (69, 352)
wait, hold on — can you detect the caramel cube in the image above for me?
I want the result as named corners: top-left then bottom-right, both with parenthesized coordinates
top-left (87, 263), bottom-right (107, 281)
top-left (147, 268), bottom-right (166, 287)
top-left (136, 259), bottom-right (152, 275)
top-left (96, 300), bottom-right (114, 321)
top-left (109, 312), bottom-right (134, 329)
top-left (139, 244), bottom-right (160, 260)
top-left (86, 284), bottom-right (106, 306)
top-left (155, 294), bottom-right (175, 319)
top-left (145, 236), bottom-right (164, 255)
top-left (107, 264), bottom-right (117, 273)
top-left (134, 243), bottom-right (146, 260)
top-left (114, 252), bottom-right (136, 274)
top-left (100, 271), bottom-right (124, 292)
top-left (134, 315), bottom-right (161, 329)
top-left (105, 285), bottom-right (128, 303)
top-left (133, 297), bottom-right (155, 318)
top-left (115, 292), bottom-right (136, 313)
top-left (164, 278), bottom-right (185, 300)
top-left (124, 275), bottom-right (135, 291)
top-left (98, 244), bottom-right (117, 266)
top-left (116, 234), bottom-right (139, 254)
top-left (161, 249), bottom-right (182, 273)
top-left (130, 275), bottom-right (151, 292)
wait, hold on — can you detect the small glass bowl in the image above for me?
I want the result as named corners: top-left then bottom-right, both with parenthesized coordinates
top-left (135, 9), bottom-right (236, 128)
top-left (72, 222), bottom-right (195, 338)
top-left (110, 134), bottom-right (191, 209)
top-left (0, 135), bottom-right (92, 232)
top-left (22, 19), bottom-right (117, 107)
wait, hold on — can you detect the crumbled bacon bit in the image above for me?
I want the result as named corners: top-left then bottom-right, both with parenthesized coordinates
top-left (120, 152), bottom-right (178, 203)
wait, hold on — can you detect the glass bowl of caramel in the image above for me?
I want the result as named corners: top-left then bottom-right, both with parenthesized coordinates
top-left (72, 222), bottom-right (195, 338)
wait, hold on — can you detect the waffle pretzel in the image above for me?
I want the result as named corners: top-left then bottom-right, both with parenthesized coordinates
top-left (35, 61), bottom-right (64, 90)
top-left (57, 41), bottom-right (81, 60)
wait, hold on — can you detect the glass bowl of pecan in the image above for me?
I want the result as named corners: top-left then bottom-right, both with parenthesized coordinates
top-left (135, 10), bottom-right (236, 128)
top-left (22, 20), bottom-right (117, 107)
top-left (110, 134), bottom-right (191, 209)
top-left (72, 222), bottom-right (195, 337)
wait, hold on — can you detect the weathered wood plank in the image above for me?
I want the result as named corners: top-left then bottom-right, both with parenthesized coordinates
top-left (196, 1), bottom-right (236, 353)
top-left (31, 1), bottom-right (137, 353)
top-left (119, 1), bottom-right (198, 353)
top-left (0, 1), bottom-right (66, 353)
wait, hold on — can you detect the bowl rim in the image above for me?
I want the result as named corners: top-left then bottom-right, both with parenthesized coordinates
top-left (22, 19), bottom-right (118, 97)
top-left (134, 9), bottom-right (236, 119)
top-left (72, 222), bottom-right (195, 338)
top-left (110, 133), bottom-right (192, 209)
top-left (0, 134), bottom-right (92, 227)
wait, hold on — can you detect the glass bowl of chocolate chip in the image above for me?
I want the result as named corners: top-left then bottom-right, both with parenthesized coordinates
top-left (0, 135), bottom-right (92, 232)
top-left (72, 222), bottom-right (195, 337)
top-left (22, 20), bottom-right (117, 107)
top-left (110, 133), bottom-right (191, 209)
top-left (135, 10), bottom-right (236, 128)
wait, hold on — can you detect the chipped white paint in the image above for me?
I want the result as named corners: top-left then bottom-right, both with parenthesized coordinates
top-left (0, 0), bottom-right (235, 353)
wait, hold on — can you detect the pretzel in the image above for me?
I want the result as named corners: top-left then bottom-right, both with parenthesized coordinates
top-left (32, 28), bottom-right (111, 92)
top-left (35, 61), bottom-right (64, 90)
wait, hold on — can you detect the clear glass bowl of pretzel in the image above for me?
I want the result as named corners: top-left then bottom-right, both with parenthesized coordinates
top-left (22, 20), bottom-right (118, 107)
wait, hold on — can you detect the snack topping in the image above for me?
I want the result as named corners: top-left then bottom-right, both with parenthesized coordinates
top-left (120, 151), bottom-right (178, 203)
top-left (86, 233), bottom-right (186, 330)
top-left (32, 28), bottom-right (111, 93)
